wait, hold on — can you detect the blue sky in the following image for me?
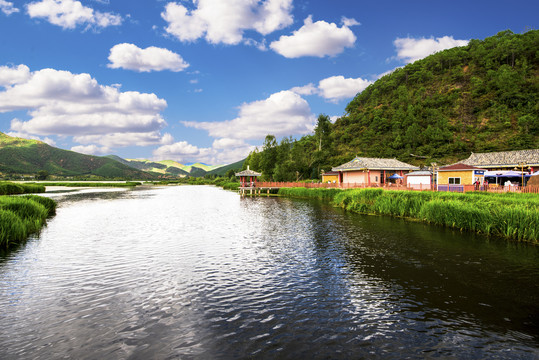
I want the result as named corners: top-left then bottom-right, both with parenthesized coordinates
top-left (0, 0), bottom-right (537, 165)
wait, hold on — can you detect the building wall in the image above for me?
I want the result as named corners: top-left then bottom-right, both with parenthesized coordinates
top-left (407, 175), bottom-right (431, 186)
top-left (438, 171), bottom-right (483, 185)
top-left (343, 171), bottom-right (367, 184)
top-left (322, 174), bottom-right (338, 183)
top-left (342, 170), bottom-right (384, 184)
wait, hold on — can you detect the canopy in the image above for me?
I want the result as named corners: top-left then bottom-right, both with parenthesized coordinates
top-left (388, 173), bottom-right (403, 179)
top-left (498, 170), bottom-right (523, 177)
top-left (525, 171), bottom-right (539, 178)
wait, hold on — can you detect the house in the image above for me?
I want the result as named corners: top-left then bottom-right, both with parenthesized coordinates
top-left (235, 166), bottom-right (261, 187)
top-left (436, 163), bottom-right (486, 190)
top-left (405, 170), bottom-right (432, 190)
top-left (332, 157), bottom-right (419, 186)
top-left (461, 149), bottom-right (539, 173)
top-left (321, 171), bottom-right (340, 183)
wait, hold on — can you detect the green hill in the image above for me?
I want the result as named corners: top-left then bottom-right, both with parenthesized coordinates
top-left (0, 133), bottom-right (154, 179)
top-left (242, 30), bottom-right (539, 181)
top-left (106, 157), bottom-right (189, 176)
top-left (206, 158), bottom-right (245, 177)
top-left (334, 29), bottom-right (538, 165)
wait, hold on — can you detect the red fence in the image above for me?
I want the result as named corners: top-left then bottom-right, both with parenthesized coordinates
top-left (255, 182), bottom-right (539, 194)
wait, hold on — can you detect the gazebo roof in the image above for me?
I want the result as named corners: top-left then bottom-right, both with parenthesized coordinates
top-left (235, 166), bottom-right (261, 177)
top-left (332, 157), bottom-right (419, 172)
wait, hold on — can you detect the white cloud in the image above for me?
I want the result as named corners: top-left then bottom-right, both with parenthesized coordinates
top-left (0, 64), bottom-right (168, 150)
top-left (153, 137), bottom-right (254, 165)
top-left (0, 0), bottom-right (19, 15)
top-left (212, 138), bottom-right (248, 150)
top-left (26, 0), bottom-right (122, 30)
top-left (108, 43), bottom-right (189, 72)
top-left (290, 75), bottom-right (372, 102)
top-left (290, 83), bottom-right (317, 96)
top-left (161, 0), bottom-right (293, 45)
top-left (153, 141), bottom-right (202, 159)
top-left (0, 64), bottom-right (30, 86)
top-left (71, 144), bottom-right (110, 155)
top-left (341, 17), bottom-right (360, 27)
top-left (270, 15), bottom-right (357, 58)
top-left (318, 76), bottom-right (372, 102)
top-left (182, 90), bottom-right (315, 140)
top-left (73, 131), bottom-right (170, 148)
top-left (394, 35), bottom-right (469, 63)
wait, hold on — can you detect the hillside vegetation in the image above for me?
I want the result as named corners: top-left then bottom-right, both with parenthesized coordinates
top-left (243, 30), bottom-right (539, 181)
top-left (0, 133), bottom-right (154, 179)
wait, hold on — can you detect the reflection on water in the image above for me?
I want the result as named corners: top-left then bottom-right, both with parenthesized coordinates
top-left (0, 186), bottom-right (538, 359)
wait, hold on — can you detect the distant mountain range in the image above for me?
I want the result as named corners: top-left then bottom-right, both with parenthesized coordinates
top-left (0, 132), bottom-right (244, 179)
top-left (0, 132), bottom-right (153, 179)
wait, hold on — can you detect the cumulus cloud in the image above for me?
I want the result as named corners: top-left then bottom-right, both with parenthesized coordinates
top-left (270, 15), bottom-right (357, 58)
top-left (182, 90), bottom-right (315, 140)
top-left (394, 35), bottom-right (469, 63)
top-left (0, 0), bottom-right (19, 15)
top-left (0, 64), bottom-right (169, 150)
top-left (153, 137), bottom-right (254, 165)
top-left (290, 75), bottom-right (372, 102)
top-left (71, 144), bottom-right (109, 155)
top-left (108, 43), bottom-right (189, 72)
top-left (161, 0), bottom-right (293, 45)
top-left (0, 64), bottom-right (31, 86)
top-left (318, 76), bottom-right (372, 102)
top-left (26, 0), bottom-right (122, 30)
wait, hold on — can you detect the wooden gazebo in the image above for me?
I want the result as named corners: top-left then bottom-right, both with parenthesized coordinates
top-left (235, 166), bottom-right (262, 188)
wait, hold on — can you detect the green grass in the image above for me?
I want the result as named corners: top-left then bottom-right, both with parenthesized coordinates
top-left (31, 181), bottom-right (141, 187)
top-left (0, 182), bottom-right (45, 195)
top-left (0, 195), bottom-right (57, 249)
top-left (331, 189), bottom-right (539, 244)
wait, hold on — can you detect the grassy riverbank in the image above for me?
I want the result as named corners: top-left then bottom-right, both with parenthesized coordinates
top-left (0, 195), bottom-right (57, 250)
top-left (0, 181), bottom-right (45, 195)
top-left (278, 187), bottom-right (539, 244)
top-left (26, 181), bottom-right (142, 187)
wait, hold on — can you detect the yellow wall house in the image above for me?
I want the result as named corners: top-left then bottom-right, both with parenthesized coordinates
top-left (321, 171), bottom-right (340, 183)
top-left (437, 163), bottom-right (486, 188)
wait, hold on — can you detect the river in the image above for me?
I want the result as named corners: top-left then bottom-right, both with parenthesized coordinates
top-left (0, 185), bottom-right (538, 359)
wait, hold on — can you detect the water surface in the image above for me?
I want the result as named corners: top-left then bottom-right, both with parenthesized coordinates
top-left (1, 186), bottom-right (538, 359)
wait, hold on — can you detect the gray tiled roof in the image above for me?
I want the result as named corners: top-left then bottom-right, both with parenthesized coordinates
top-left (461, 149), bottom-right (539, 167)
top-left (332, 157), bottom-right (419, 171)
top-left (235, 169), bottom-right (262, 176)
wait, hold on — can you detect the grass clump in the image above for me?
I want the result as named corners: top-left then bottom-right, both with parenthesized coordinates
top-left (0, 195), bottom-right (57, 250)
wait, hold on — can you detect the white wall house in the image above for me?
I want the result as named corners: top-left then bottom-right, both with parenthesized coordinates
top-left (405, 170), bottom-right (432, 190)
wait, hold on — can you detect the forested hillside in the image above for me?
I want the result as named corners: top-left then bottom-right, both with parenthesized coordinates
top-left (243, 30), bottom-right (539, 181)
top-left (0, 133), bottom-right (154, 179)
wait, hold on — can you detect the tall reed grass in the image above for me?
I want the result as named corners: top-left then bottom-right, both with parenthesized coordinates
top-left (0, 195), bottom-right (57, 249)
top-left (332, 189), bottom-right (539, 243)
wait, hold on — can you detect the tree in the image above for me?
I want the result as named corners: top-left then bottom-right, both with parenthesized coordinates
top-left (260, 135), bottom-right (277, 180)
top-left (36, 170), bottom-right (49, 180)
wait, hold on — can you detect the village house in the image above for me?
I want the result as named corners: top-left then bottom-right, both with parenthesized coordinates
top-left (332, 157), bottom-right (419, 186)
top-left (321, 171), bottom-right (340, 183)
top-left (436, 163), bottom-right (486, 190)
top-left (405, 170), bottom-right (433, 190)
top-left (461, 149), bottom-right (539, 173)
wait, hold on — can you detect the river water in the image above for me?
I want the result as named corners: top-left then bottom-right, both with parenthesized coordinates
top-left (0, 185), bottom-right (538, 359)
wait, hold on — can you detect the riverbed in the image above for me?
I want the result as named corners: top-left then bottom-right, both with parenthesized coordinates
top-left (1, 185), bottom-right (538, 359)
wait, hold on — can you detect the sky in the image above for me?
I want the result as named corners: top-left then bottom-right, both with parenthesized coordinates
top-left (0, 0), bottom-right (537, 165)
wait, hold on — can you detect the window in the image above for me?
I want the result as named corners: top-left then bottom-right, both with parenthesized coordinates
top-left (448, 177), bottom-right (461, 185)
